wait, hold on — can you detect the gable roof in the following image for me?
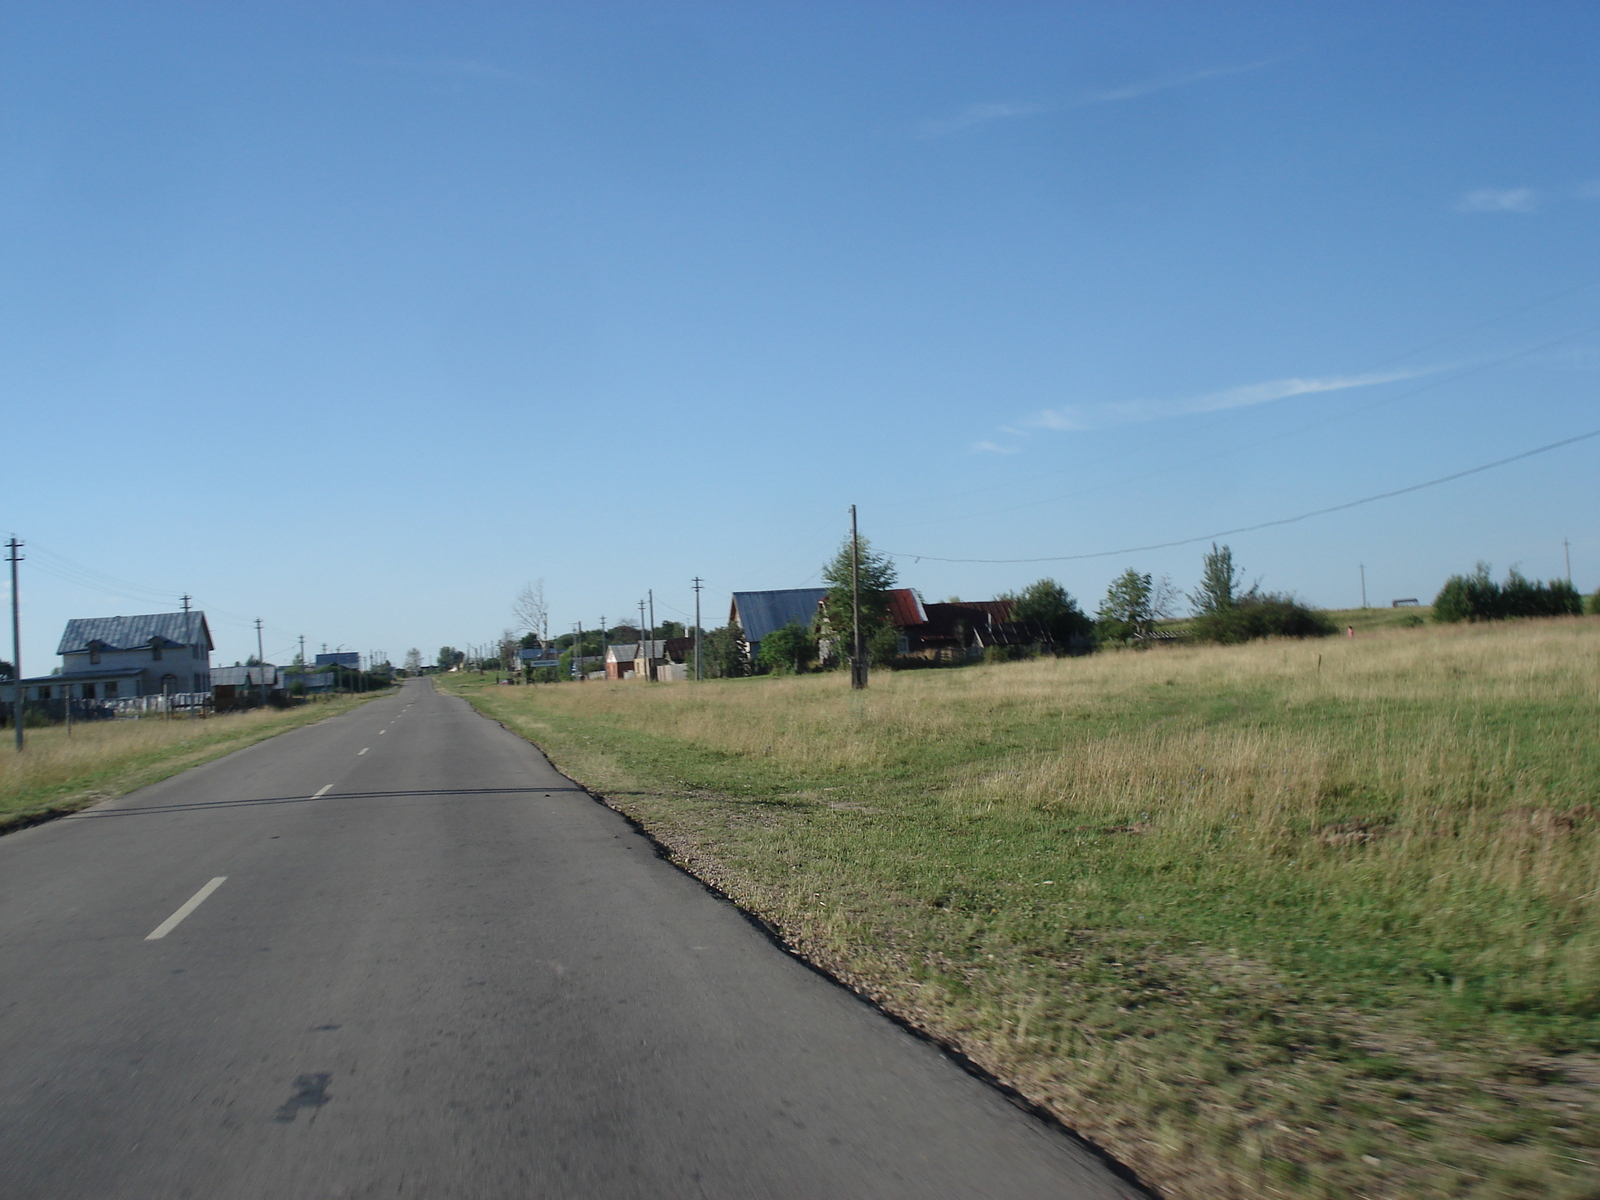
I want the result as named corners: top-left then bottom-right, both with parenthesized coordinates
top-left (886, 588), bottom-right (928, 628)
top-left (730, 588), bottom-right (828, 643)
top-left (58, 612), bottom-right (213, 655)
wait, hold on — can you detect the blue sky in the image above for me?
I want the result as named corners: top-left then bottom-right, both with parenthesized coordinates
top-left (4, 2), bottom-right (1598, 669)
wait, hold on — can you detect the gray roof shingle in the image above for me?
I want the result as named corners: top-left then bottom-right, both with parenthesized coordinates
top-left (57, 612), bottom-right (213, 654)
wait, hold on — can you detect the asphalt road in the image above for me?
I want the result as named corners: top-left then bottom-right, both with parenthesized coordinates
top-left (0, 679), bottom-right (1142, 1199)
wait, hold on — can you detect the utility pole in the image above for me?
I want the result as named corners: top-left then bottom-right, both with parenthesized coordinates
top-left (600, 615), bottom-right (608, 682)
top-left (7, 537), bottom-right (21, 751)
top-left (254, 619), bottom-right (268, 709)
top-left (638, 598), bottom-right (647, 680)
top-left (648, 589), bottom-right (656, 681)
top-left (180, 595), bottom-right (195, 720)
top-left (1359, 564), bottom-right (1367, 610)
top-left (1564, 538), bottom-right (1572, 585)
top-left (575, 621), bottom-right (584, 682)
top-left (850, 505), bottom-right (866, 690)
top-left (692, 577), bottom-right (703, 681)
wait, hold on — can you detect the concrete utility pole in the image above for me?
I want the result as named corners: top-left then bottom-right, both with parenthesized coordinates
top-left (648, 590), bottom-right (656, 680)
top-left (692, 577), bottom-right (703, 681)
top-left (638, 599), bottom-right (647, 680)
top-left (850, 505), bottom-right (866, 690)
top-left (600, 615), bottom-right (607, 682)
top-left (254, 619), bottom-right (268, 709)
top-left (8, 537), bottom-right (22, 751)
top-left (1359, 563), bottom-right (1367, 610)
top-left (1564, 538), bottom-right (1572, 584)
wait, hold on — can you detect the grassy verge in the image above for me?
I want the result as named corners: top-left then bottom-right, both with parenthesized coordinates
top-left (1, 692), bottom-right (392, 832)
top-left (441, 618), bottom-right (1600, 1200)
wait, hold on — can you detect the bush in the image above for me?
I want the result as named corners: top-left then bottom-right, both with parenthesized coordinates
top-left (1434, 564), bottom-right (1583, 623)
top-left (758, 621), bottom-right (817, 675)
top-left (1589, 590), bottom-right (1600, 616)
top-left (1191, 594), bottom-right (1336, 644)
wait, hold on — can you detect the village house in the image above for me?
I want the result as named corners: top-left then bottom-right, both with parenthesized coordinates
top-left (10, 612), bottom-right (214, 703)
top-left (729, 588), bottom-right (829, 666)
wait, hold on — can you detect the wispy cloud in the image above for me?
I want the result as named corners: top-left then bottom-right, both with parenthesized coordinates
top-left (1022, 367), bottom-right (1437, 433)
top-left (914, 59), bottom-right (1273, 140)
top-left (1073, 60), bottom-right (1276, 107)
top-left (971, 440), bottom-right (1020, 454)
top-left (1456, 187), bottom-right (1540, 214)
top-left (352, 55), bottom-right (533, 84)
top-left (916, 101), bottom-right (1046, 139)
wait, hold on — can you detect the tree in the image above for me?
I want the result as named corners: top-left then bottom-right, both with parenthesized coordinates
top-left (1150, 574), bottom-right (1181, 620)
top-left (0, 660), bottom-right (12, 681)
top-left (403, 648), bottom-right (423, 674)
top-left (1097, 569), bottom-right (1154, 644)
top-left (700, 624), bottom-right (747, 677)
top-left (1189, 544), bottom-right (1255, 615)
top-left (816, 535), bottom-right (898, 667)
top-left (653, 619), bottom-right (685, 640)
top-left (512, 580), bottom-right (547, 641)
top-left (437, 646), bottom-right (464, 669)
top-left (759, 621), bottom-right (817, 674)
top-left (497, 629), bottom-right (521, 673)
top-left (1434, 564), bottom-right (1583, 622)
top-left (1192, 593), bottom-right (1335, 643)
top-left (1006, 578), bottom-right (1094, 644)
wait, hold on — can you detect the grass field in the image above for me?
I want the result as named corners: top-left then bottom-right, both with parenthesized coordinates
top-left (441, 616), bottom-right (1600, 1200)
top-left (0, 692), bottom-right (390, 832)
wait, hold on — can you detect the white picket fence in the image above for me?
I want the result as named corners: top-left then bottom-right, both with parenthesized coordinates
top-left (105, 693), bottom-right (212, 718)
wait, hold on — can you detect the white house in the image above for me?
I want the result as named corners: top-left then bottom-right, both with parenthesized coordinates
top-left (14, 612), bottom-right (215, 702)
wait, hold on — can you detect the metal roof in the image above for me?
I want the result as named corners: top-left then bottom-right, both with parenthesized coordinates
top-left (57, 612), bottom-right (213, 655)
top-left (729, 588), bottom-right (828, 643)
top-left (886, 588), bottom-right (928, 628)
top-left (10, 667), bottom-right (149, 686)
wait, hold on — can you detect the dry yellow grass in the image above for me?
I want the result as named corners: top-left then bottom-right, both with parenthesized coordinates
top-left (1, 694), bottom-right (386, 830)
top-left (443, 621), bottom-right (1600, 1199)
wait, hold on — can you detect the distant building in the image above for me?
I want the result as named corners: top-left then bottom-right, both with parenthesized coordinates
top-left (9, 612), bottom-right (214, 702)
top-left (729, 588), bottom-right (829, 666)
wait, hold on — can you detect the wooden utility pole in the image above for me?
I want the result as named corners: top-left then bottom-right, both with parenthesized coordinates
top-left (692, 577), bottom-right (703, 681)
top-left (8, 537), bottom-right (22, 750)
top-left (850, 505), bottom-right (866, 690)
top-left (254, 619), bottom-right (268, 709)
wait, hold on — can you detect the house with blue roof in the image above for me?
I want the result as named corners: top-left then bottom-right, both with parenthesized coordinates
top-left (728, 588), bottom-right (829, 667)
top-left (10, 611), bottom-right (215, 703)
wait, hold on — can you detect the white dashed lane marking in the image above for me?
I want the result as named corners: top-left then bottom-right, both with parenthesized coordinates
top-left (146, 877), bottom-right (228, 941)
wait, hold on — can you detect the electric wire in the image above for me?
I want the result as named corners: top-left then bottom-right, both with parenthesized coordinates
top-left (879, 318), bottom-right (1600, 532)
top-left (884, 425), bottom-right (1600, 565)
top-left (874, 274), bottom-right (1600, 511)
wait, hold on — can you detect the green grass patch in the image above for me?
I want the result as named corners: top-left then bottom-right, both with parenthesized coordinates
top-left (439, 619), bottom-right (1600, 1200)
top-left (1, 692), bottom-right (392, 832)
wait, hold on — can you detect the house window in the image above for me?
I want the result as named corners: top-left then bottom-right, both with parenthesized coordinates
top-left (101, 682), bottom-right (114, 698)
top-left (89, 644), bottom-right (101, 665)
top-left (151, 640), bottom-right (163, 661)
top-left (84, 683), bottom-right (98, 699)
top-left (37, 685), bottom-right (50, 701)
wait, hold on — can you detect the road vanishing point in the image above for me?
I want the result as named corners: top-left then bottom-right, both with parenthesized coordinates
top-left (0, 678), bottom-right (1142, 1199)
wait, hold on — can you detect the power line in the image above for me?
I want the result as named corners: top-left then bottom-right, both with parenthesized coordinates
top-left (882, 318), bottom-right (1600, 533)
top-left (876, 275), bottom-right (1600, 513)
top-left (885, 426), bottom-right (1600, 565)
